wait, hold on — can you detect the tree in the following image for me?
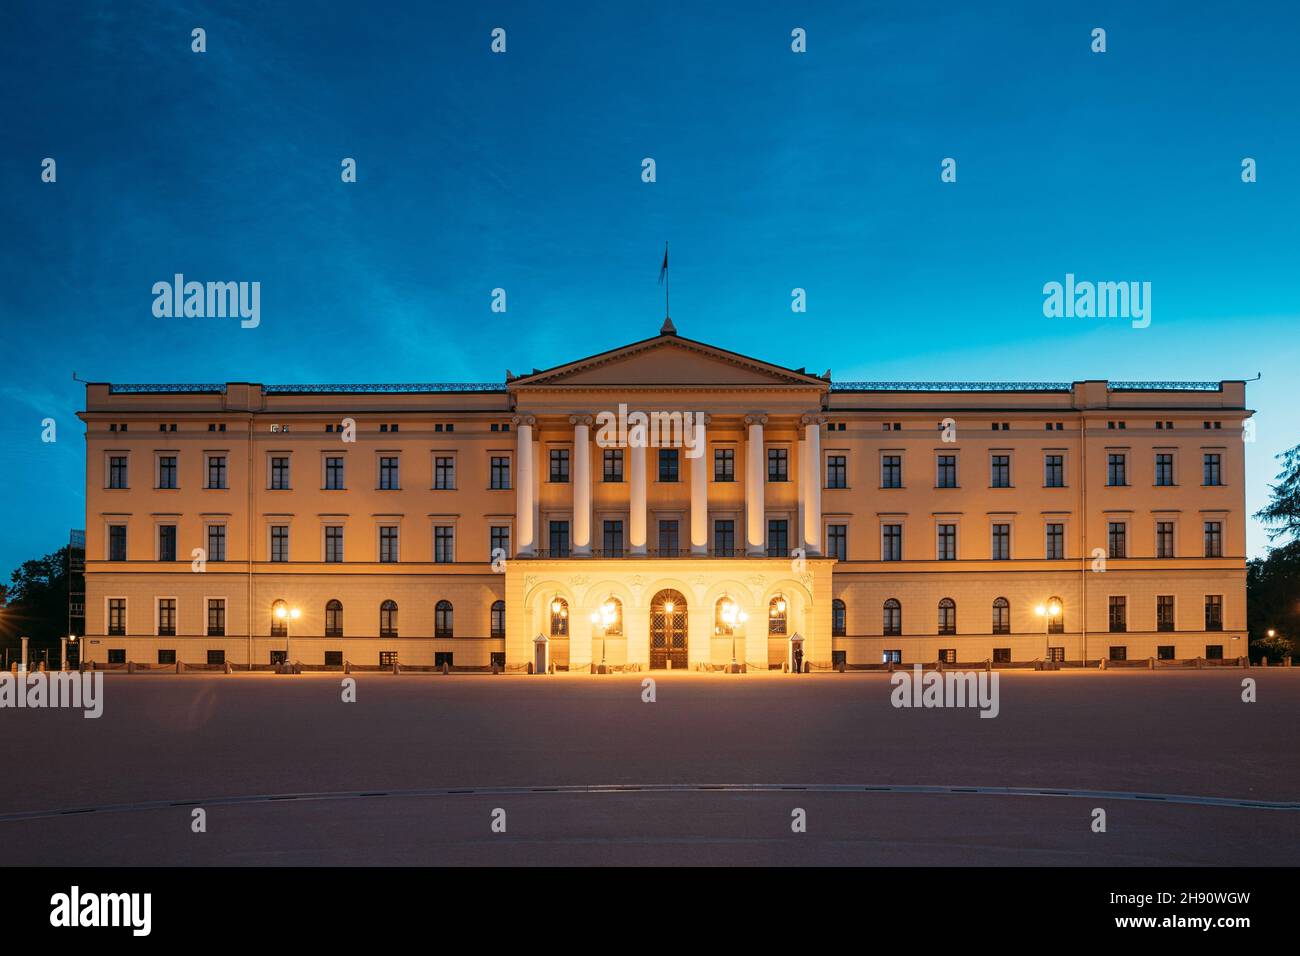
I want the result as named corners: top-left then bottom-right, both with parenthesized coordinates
top-left (0, 546), bottom-right (71, 663)
top-left (1248, 444), bottom-right (1300, 662)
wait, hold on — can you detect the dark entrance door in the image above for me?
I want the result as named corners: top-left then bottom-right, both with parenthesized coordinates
top-left (650, 589), bottom-right (688, 669)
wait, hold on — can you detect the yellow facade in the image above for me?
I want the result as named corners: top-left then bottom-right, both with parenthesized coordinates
top-left (78, 327), bottom-right (1252, 670)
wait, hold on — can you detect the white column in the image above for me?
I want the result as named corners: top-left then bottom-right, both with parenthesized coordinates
top-left (797, 438), bottom-right (806, 555)
top-left (513, 415), bottom-right (535, 554)
top-left (629, 442), bottom-right (647, 555)
top-left (690, 413), bottom-right (710, 554)
top-left (745, 414), bottom-right (767, 555)
top-left (20, 636), bottom-right (29, 674)
top-left (802, 414), bottom-right (824, 555)
top-left (60, 637), bottom-right (68, 672)
top-left (570, 415), bottom-right (593, 555)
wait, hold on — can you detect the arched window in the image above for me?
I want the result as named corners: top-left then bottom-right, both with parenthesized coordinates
top-left (490, 600), bottom-right (505, 639)
top-left (380, 600), bottom-right (398, 637)
top-left (992, 597), bottom-right (1010, 634)
top-left (715, 597), bottom-right (736, 637)
top-left (883, 599), bottom-right (902, 636)
top-left (938, 598), bottom-right (956, 635)
top-left (550, 596), bottom-right (569, 636)
top-left (325, 599), bottom-right (343, 637)
top-left (271, 599), bottom-right (288, 638)
top-left (1048, 595), bottom-right (1064, 633)
top-left (768, 595), bottom-right (788, 635)
top-left (832, 598), bottom-right (846, 637)
top-left (604, 597), bottom-right (623, 636)
top-left (435, 600), bottom-right (454, 638)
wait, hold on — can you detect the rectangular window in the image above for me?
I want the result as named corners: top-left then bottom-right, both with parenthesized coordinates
top-left (207, 649), bottom-right (225, 666)
top-left (325, 456), bottom-right (345, 490)
top-left (1203, 521), bottom-right (1223, 558)
top-left (158, 649), bottom-right (176, 665)
top-left (108, 455), bottom-right (128, 489)
top-left (1155, 453), bottom-right (1174, 487)
top-left (1203, 453), bottom-right (1222, 486)
top-left (881, 455), bottom-right (902, 489)
top-left (657, 519), bottom-right (679, 555)
top-left (1043, 454), bottom-right (1064, 488)
top-left (881, 524), bottom-right (902, 561)
top-left (1205, 644), bottom-right (1224, 660)
top-left (767, 448), bottom-right (789, 482)
top-left (158, 455), bottom-right (177, 489)
top-left (325, 651), bottom-right (343, 667)
top-left (1156, 521), bottom-right (1175, 558)
top-left (158, 525), bottom-right (177, 562)
top-left (1205, 595), bottom-right (1223, 631)
top-left (207, 455), bottom-right (227, 489)
top-left (434, 456), bottom-right (456, 490)
top-left (714, 448), bottom-right (734, 482)
top-left (991, 523), bottom-right (1010, 560)
top-left (1107, 453), bottom-right (1127, 486)
top-left (936, 455), bottom-right (957, 488)
top-left (936, 524), bottom-right (956, 560)
top-left (549, 521), bottom-right (570, 557)
top-left (938, 649), bottom-right (956, 665)
top-left (1047, 647), bottom-right (1065, 663)
top-left (1045, 523), bottom-right (1064, 560)
top-left (1108, 596), bottom-right (1127, 633)
top-left (1109, 646), bottom-right (1127, 662)
top-left (270, 456), bottom-right (290, 490)
top-left (603, 448), bottom-right (623, 482)
top-left (602, 520), bottom-right (624, 557)
top-left (658, 448), bottom-right (679, 482)
top-left (325, 526), bottom-right (344, 563)
top-left (1157, 645), bottom-right (1175, 660)
top-left (108, 598), bottom-right (126, 636)
top-left (490, 456), bottom-right (511, 490)
top-left (207, 598), bottom-right (225, 637)
top-left (490, 525), bottom-right (510, 559)
top-left (434, 526), bottom-right (454, 563)
top-left (1108, 522), bottom-right (1126, 559)
top-left (826, 455), bottom-right (847, 489)
top-left (549, 449), bottom-right (570, 483)
top-left (713, 519), bottom-right (735, 557)
top-left (381, 456), bottom-right (402, 489)
top-left (1157, 595), bottom-right (1175, 632)
top-left (379, 651), bottom-right (398, 667)
top-left (270, 526), bottom-right (289, 562)
top-left (827, 524), bottom-right (847, 561)
top-left (207, 524), bottom-right (226, 562)
top-left (990, 455), bottom-right (1011, 488)
top-left (157, 598), bottom-right (176, 637)
top-left (993, 648), bottom-right (1011, 664)
top-left (767, 519), bottom-right (789, 557)
top-left (109, 525), bottom-right (127, 561)
top-left (379, 526), bottom-right (399, 563)
top-left (883, 649), bottom-right (903, 664)
top-left (108, 649), bottom-right (126, 664)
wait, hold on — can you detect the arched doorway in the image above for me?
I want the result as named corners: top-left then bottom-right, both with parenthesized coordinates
top-left (650, 589), bottom-right (688, 669)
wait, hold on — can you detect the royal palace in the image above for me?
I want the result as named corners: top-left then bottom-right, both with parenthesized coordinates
top-left (79, 322), bottom-right (1251, 672)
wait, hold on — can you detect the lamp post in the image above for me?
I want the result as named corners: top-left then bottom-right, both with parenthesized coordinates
top-left (719, 599), bottom-right (748, 672)
top-left (274, 602), bottom-right (301, 667)
top-left (1035, 600), bottom-right (1062, 665)
top-left (589, 599), bottom-right (617, 672)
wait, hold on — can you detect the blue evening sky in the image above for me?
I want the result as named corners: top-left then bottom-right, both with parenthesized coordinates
top-left (1, 1), bottom-right (1296, 572)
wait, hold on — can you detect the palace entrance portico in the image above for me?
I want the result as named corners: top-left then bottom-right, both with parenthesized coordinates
top-left (504, 556), bottom-right (835, 671)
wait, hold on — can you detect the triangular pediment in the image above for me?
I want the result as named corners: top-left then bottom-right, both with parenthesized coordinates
top-left (509, 334), bottom-right (827, 390)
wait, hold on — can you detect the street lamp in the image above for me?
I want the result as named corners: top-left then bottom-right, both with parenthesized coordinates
top-left (274, 601), bottom-right (301, 666)
top-left (1267, 629), bottom-right (1276, 638)
top-left (719, 598), bottom-right (749, 671)
top-left (1035, 601), bottom-right (1062, 665)
top-left (589, 599), bottom-right (617, 669)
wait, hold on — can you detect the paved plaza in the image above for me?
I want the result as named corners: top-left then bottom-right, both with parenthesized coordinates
top-left (1, 670), bottom-right (1296, 865)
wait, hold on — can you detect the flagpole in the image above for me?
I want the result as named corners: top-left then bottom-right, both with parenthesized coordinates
top-left (664, 242), bottom-right (670, 319)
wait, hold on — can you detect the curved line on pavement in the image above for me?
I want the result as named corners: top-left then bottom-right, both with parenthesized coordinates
top-left (0, 783), bottom-right (1295, 823)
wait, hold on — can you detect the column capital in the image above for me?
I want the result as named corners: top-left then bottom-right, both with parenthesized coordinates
top-left (744, 413), bottom-right (769, 427)
top-left (800, 413), bottom-right (828, 427)
top-left (512, 414), bottom-right (537, 427)
top-left (568, 414), bottom-right (594, 427)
